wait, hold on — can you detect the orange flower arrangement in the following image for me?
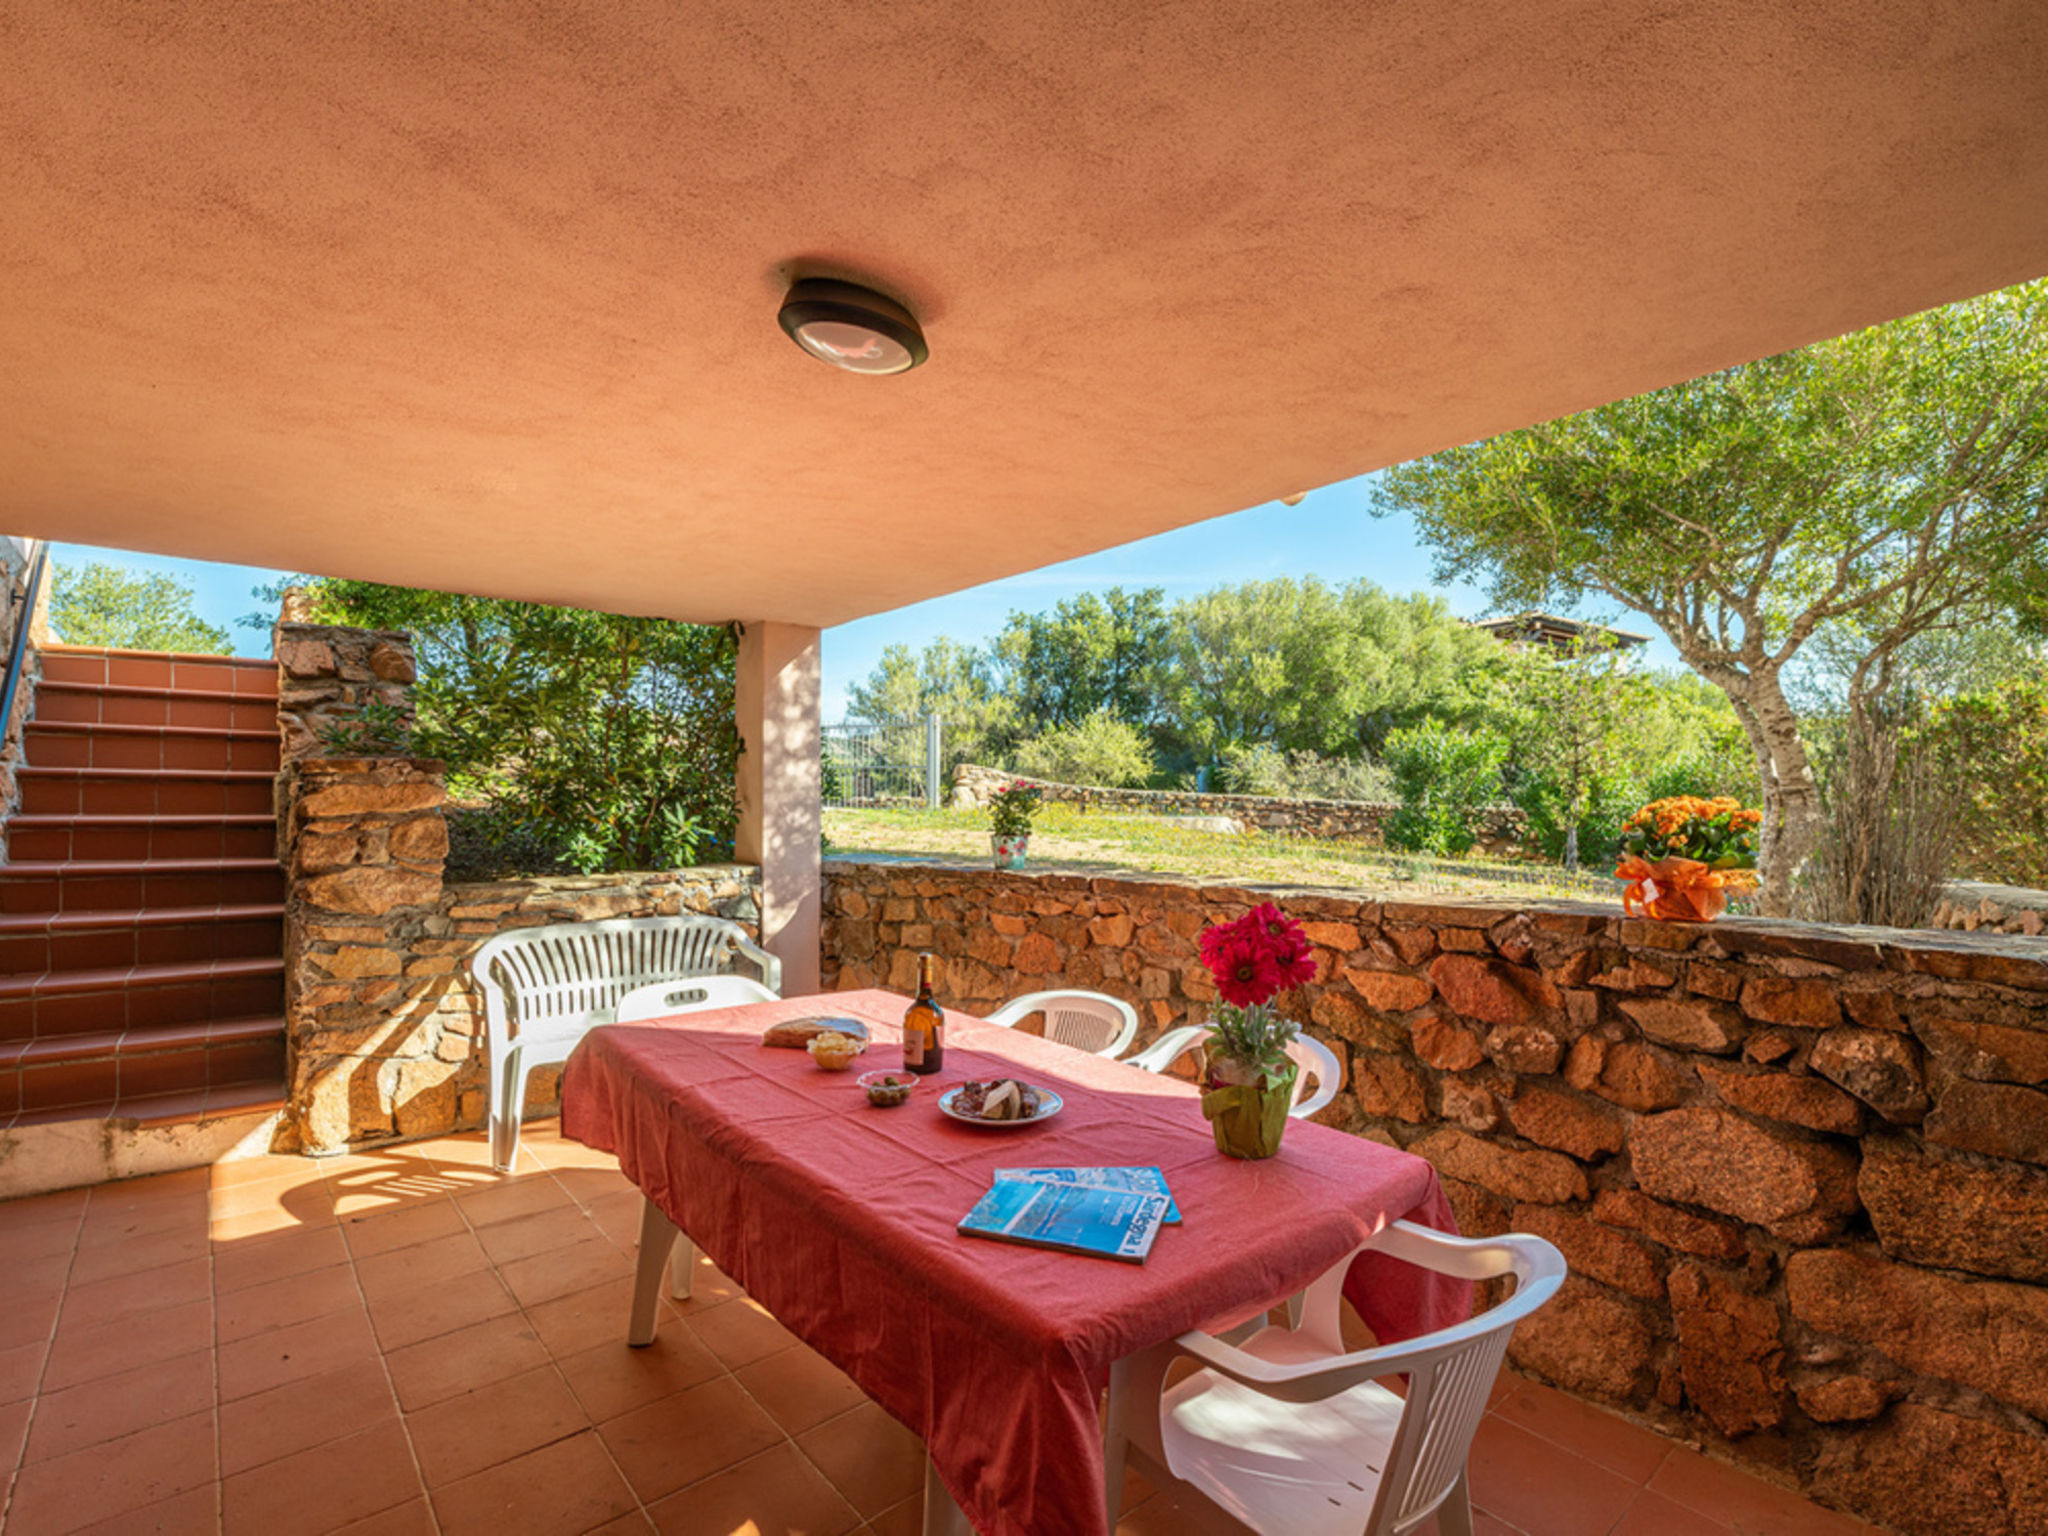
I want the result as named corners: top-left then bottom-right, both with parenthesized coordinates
top-left (1614, 796), bottom-right (1761, 922)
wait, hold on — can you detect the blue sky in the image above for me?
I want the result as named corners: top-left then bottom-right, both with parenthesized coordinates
top-left (47, 470), bottom-right (1679, 715)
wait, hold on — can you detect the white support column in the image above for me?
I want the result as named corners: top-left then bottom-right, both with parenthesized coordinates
top-left (736, 621), bottom-right (822, 996)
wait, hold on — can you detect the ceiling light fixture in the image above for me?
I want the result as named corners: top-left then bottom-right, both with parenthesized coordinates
top-left (778, 278), bottom-right (928, 375)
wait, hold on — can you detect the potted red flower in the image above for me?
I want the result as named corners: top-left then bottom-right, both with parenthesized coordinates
top-left (1196, 902), bottom-right (1316, 1158)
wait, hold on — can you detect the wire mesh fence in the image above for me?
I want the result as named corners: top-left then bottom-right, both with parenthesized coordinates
top-left (822, 716), bottom-right (943, 810)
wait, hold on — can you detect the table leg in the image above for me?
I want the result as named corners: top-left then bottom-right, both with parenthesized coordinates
top-left (668, 1232), bottom-right (696, 1300)
top-left (629, 1197), bottom-right (680, 1346)
top-left (1101, 1356), bottom-right (1132, 1533)
top-left (921, 1452), bottom-right (972, 1536)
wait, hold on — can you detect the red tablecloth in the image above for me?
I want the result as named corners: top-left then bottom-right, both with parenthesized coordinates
top-left (563, 989), bottom-right (1464, 1536)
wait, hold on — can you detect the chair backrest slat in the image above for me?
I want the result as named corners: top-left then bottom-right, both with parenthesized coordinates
top-left (472, 915), bottom-right (753, 1048)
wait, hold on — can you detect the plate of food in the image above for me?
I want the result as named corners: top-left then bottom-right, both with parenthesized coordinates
top-left (937, 1078), bottom-right (1062, 1128)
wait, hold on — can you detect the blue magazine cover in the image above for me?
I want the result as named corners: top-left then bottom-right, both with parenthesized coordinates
top-left (958, 1180), bottom-right (1170, 1264)
top-left (994, 1165), bottom-right (1182, 1224)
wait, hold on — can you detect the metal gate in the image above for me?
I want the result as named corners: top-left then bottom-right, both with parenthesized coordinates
top-left (822, 715), bottom-right (943, 809)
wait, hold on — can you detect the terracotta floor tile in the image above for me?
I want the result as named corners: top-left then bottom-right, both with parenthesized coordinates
top-left (1650, 1446), bottom-right (1880, 1535)
top-left (430, 1428), bottom-right (638, 1536)
top-left (208, 1152), bottom-right (330, 1190)
top-left (72, 1483), bottom-right (219, 1535)
top-left (555, 1330), bottom-right (725, 1424)
top-left (405, 1363), bottom-right (590, 1487)
top-left (0, 1215), bottom-right (83, 1266)
top-left (867, 1494), bottom-right (924, 1536)
top-left (218, 1357), bottom-right (400, 1475)
top-left (354, 1228), bottom-right (493, 1301)
top-left (57, 1254), bottom-right (211, 1332)
top-left (587, 1515), bottom-right (658, 1535)
top-left (524, 1277), bottom-right (660, 1359)
top-left (339, 1195), bottom-right (470, 1258)
top-left (0, 1249), bottom-right (74, 1306)
top-left (475, 1203), bottom-right (603, 1267)
top-left (415, 1132), bottom-right (509, 1171)
top-left (735, 1342), bottom-right (870, 1435)
top-left (385, 1312), bottom-right (553, 1413)
top-left (0, 1289), bottom-right (63, 1353)
top-left (216, 1302), bottom-right (379, 1401)
top-left (0, 1395), bottom-right (29, 1478)
top-left (211, 1221), bottom-right (351, 1293)
top-left (548, 1165), bottom-right (636, 1207)
top-left (214, 1261), bottom-right (361, 1344)
top-left (40, 1297), bottom-right (212, 1392)
top-left (0, 1337), bottom-right (48, 1405)
top-left (331, 1497), bottom-right (439, 1535)
top-left (209, 1197), bottom-right (339, 1242)
top-left (1117, 1491), bottom-right (1213, 1536)
top-left (208, 1170), bottom-right (337, 1227)
top-left (601, 1374), bottom-right (787, 1503)
top-left (795, 1402), bottom-right (925, 1520)
top-left (1464, 1414), bottom-right (1642, 1536)
top-left (686, 1294), bottom-right (802, 1370)
top-left (78, 1171), bottom-right (210, 1244)
top-left (367, 1266), bottom-right (520, 1352)
top-left (1491, 1376), bottom-right (1674, 1485)
top-left (1614, 1488), bottom-right (1736, 1535)
top-left (451, 1171), bottom-right (572, 1228)
top-left (648, 1440), bottom-right (862, 1536)
top-left (0, 1186), bottom-right (89, 1232)
top-left (323, 1154), bottom-right (454, 1203)
top-left (498, 1234), bottom-right (635, 1308)
top-left (221, 1415), bottom-right (424, 1536)
top-left (65, 1221), bottom-right (208, 1286)
top-left (8, 1407), bottom-right (217, 1535)
top-left (24, 1349), bottom-right (215, 1463)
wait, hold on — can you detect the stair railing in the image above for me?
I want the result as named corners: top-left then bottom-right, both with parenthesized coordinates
top-left (1, 538), bottom-right (50, 768)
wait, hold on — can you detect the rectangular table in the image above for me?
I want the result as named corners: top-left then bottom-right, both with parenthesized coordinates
top-left (563, 988), bottom-right (1465, 1536)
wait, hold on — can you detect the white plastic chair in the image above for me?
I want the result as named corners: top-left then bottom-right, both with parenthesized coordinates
top-left (1129, 1028), bottom-right (1343, 1119)
top-left (615, 974), bottom-right (778, 1022)
top-left (472, 915), bottom-right (780, 1171)
top-left (1109, 1222), bottom-right (1566, 1536)
top-left (986, 989), bottom-right (1139, 1058)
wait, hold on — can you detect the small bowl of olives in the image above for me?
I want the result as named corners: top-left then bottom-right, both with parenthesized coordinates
top-left (857, 1069), bottom-right (915, 1107)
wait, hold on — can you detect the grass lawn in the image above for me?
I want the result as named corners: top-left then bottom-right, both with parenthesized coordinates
top-left (824, 803), bottom-right (1622, 906)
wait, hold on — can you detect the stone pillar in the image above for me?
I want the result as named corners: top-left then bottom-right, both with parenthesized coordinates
top-left (736, 621), bottom-right (822, 995)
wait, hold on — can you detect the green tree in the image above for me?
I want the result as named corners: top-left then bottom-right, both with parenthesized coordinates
top-left (997, 587), bottom-right (1169, 732)
top-left (844, 638), bottom-right (1018, 769)
top-left (1154, 578), bottom-right (1499, 760)
top-left (1924, 667), bottom-right (2048, 888)
top-left (281, 579), bottom-right (737, 873)
top-left (1379, 280), bottom-right (2048, 914)
top-left (1493, 636), bottom-right (1631, 868)
top-left (1382, 720), bottom-right (1508, 855)
top-left (1011, 709), bottom-right (1157, 787)
top-left (52, 562), bottom-right (229, 653)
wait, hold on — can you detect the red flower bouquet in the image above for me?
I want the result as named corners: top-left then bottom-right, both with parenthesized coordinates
top-left (1196, 903), bottom-right (1313, 1158)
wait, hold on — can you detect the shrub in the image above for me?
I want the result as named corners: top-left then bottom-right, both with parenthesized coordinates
top-left (1217, 744), bottom-right (1391, 802)
top-left (1011, 710), bottom-right (1156, 788)
top-left (1382, 721), bottom-right (1507, 855)
top-left (1511, 767), bottom-right (1647, 868)
top-left (1924, 671), bottom-right (2048, 888)
top-left (1799, 700), bottom-right (1964, 929)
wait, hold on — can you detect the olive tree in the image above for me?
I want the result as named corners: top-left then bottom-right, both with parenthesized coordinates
top-left (1379, 280), bottom-right (2048, 914)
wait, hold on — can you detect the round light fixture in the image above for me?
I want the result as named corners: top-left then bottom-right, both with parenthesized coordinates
top-left (778, 278), bottom-right (928, 375)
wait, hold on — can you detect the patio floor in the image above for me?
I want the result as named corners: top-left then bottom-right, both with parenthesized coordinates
top-left (0, 1121), bottom-right (1886, 1536)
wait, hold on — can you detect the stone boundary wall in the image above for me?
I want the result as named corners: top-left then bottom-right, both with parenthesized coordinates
top-left (273, 618), bottom-right (763, 1151)
top-left (820, 855), bottom-right (2048, 1536)
top-left (1931, 879), bottom-right (2047, 938)
top-left (949, 761), bottom-right (1527, 855)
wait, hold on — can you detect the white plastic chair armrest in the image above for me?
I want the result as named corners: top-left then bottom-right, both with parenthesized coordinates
top-left (732, 934), bottom-right (782, 993)
top-left (1125, 1024), bottom-right (1207, 1075)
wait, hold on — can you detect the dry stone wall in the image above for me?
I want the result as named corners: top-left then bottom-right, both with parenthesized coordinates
top-left (821, 855), bottom-right (2048, 1536)
top-left (950, 762), bottom-right (1527, 853)
top-left (1932, 880), bottom-right (2047, 939)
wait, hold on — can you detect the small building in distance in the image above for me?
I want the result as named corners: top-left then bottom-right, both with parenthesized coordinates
top-left (1469, 611), bottom-right (1651, 655)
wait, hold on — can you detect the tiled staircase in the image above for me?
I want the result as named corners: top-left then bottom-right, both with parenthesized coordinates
top-left (0, 645), bottom-right (287, 1130)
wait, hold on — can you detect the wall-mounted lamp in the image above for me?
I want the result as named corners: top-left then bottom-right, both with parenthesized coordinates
top-left (778, 279), bottom-right (928, 375)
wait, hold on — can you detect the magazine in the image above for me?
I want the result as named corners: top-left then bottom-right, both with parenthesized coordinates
top-left (957, 1180), bottom-right (1170, 1264)
top-left (994, 1165), bottom-right (1182, 1224)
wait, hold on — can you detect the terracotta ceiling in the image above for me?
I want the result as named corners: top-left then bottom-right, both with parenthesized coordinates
top-left (4, 2), bottom-right (2047, 626)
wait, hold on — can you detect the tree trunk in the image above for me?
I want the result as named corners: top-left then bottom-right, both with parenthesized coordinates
top-left (1745, 673), bottom-right (1821, 916)
top-left (1697, 664), bottom-right (1819, 918)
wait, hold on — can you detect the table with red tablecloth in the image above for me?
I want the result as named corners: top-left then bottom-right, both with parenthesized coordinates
top-left (563, 988), bottom-right (1464, 1536)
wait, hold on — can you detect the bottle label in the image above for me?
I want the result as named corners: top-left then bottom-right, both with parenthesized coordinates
top-left (903, 1029), bottom-right (925, 1068)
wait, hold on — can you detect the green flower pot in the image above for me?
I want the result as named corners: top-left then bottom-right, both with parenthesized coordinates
top-left (1200, 1059), bottom-right (1298, 1159)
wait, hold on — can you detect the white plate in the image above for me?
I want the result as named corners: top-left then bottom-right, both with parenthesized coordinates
top-left (937, 1082), bottom-right (1064, 1128)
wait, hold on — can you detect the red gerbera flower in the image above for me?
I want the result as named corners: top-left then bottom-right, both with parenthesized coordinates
top-left (1211, 936), bottom-right (1284, 1008)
